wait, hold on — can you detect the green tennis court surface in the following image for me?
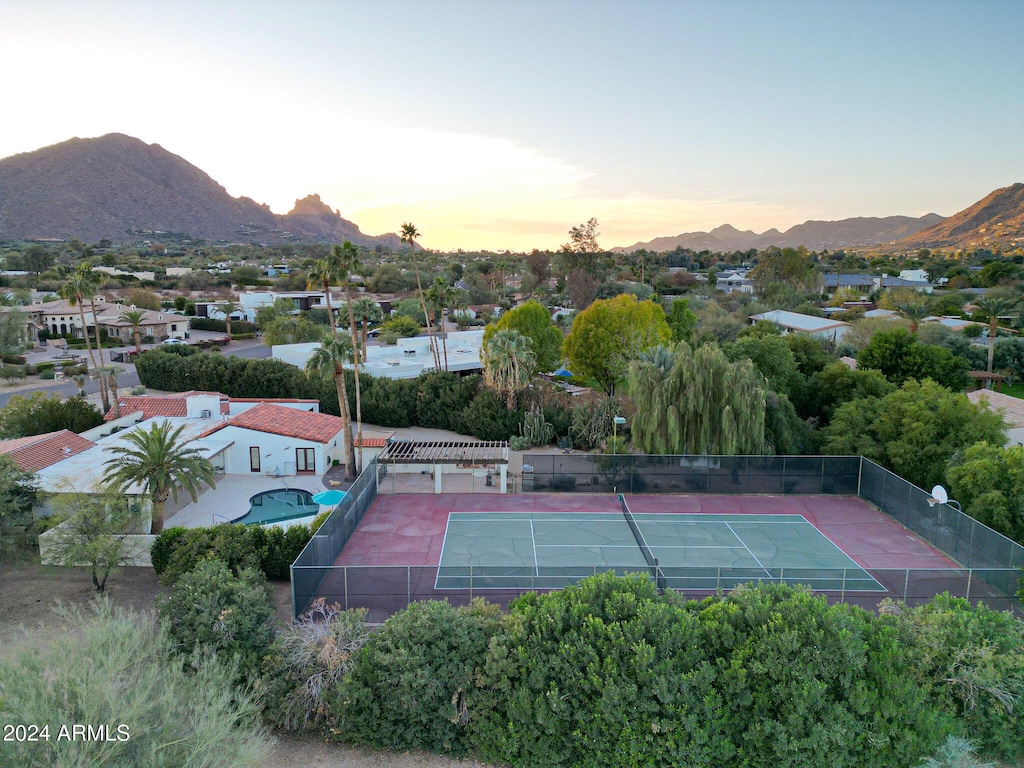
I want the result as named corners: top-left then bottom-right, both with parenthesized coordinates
top-left (436, 511), bottom-right (884, 592)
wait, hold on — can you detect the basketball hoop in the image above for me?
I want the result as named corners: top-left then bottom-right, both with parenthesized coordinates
top-left (926, 484), bottom-right (962, 513)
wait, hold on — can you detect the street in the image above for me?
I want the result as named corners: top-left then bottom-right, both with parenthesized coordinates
top-left (0, 340), bottom-right (272, 409)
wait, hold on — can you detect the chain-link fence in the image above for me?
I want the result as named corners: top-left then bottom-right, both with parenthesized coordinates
top-left (522, 454), bottom-right (860, 495)
top-left (291, 457), bottom-right (378, 618)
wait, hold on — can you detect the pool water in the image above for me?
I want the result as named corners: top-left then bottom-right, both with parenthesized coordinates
top-left (234, 489), bottom-right (321, 525)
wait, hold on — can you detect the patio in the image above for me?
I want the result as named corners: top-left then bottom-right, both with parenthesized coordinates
top-left (164, 473), bottom-right (334, 529)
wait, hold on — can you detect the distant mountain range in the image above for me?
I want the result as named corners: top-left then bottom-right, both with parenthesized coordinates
top-left (894, 183), bottom-right (1024, 249)
top-left (613, 184), bottom-right (1024, 253)
top-left (611, 216), bottom-right (945, 253)
top-left (0, 133), bottom-right (1020, 253)
top-left (0, 134), bottom-right (403, 247)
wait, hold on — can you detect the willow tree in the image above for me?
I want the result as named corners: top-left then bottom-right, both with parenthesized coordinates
top-left (629, 343), bottom-right (768, 455)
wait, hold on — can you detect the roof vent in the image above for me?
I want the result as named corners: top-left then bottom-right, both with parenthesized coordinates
top-left (62, 446), bottom-right (72, 456)
top-left (200, 409), bottom-right (212, 419)
top-left (387, 360), bottom-right (400, 367)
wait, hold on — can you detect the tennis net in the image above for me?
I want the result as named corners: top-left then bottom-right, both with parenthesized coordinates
top-left (619, 494), bottom-right (666, 591)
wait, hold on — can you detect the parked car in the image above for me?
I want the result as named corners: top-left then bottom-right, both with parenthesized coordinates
top-left (162, 338), bottom-right (186, 345)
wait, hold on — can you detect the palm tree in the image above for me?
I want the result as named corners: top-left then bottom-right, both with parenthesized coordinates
top-left (401, 222), bottom-right (440, 369)
top-left (426, 277), bottom-right (452, 371)
top-left (481, 329), bottom-right (536, 409)
top-left (217, 301), bottom-right (239, 341)
top-left (974, 295), bottom-right (1018, 375)
top-left (351, 296), bottom-right (383, 352)
top-left (59, 272), bottom-right (109, 413)
top-left (305, 334), bottom-right (356, 481)
top-left (95, 363), bottom-right (125, 419)
top-left (118, 308), bottom-right (147, 355)
top-left (896, 301), bottom-right (930, 335)
top-left (333, 241), bottom-right (366, 473)
top-left (307, 256), bottom-right (341, 334)
top-left (102, 421), bottom-right (217, 534)
top-left (78, 265), bottom-right (118, 412)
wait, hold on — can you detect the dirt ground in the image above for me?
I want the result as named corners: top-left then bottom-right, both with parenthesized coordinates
top-left (0, 558), bottom-right (494, 768)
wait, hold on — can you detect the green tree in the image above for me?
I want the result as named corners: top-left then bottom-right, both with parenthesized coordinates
top-left (351, 295), bottom-right (382, 357)
top-left (896, 300), bottom-right (930, 335)
top-left (216, 300), bottom-right (239, 340)
top-left (426, 276), bottom-right (453, 371)
top-left (823, 379), bottom-right (1006, 490)
top-left (724, 333), bottom-right (802, 400)
top-left (807, 361), bottom-right (894, 424)
top-left (260, 315), bottom-right (324, 346)
top-left (481, 329), bottom-right (536, 409)
top-left (102, 421), bottom-right (217, 534)
top-left (0, 392), bottom-right (103, 438)
top-left (973, 294), bottom-right (1018, 373)
top-left (45, 489), bottom-right (145, 592)
top-left (747, 246), bottom-right (821, 295)
top-left (666, 297), bottom-right (697, 343)
top-left (482, 300), bottom-right (563, 374)
top-left (304, 334), bottom-right (355, 480)
top-left (858, 328), bottom-right (969, 390)
top-left (948, 441), bottom-right (1024, 541)
top-left (563, 294), bottom-right (672, 394)
top-left (630, 343), bottom-right (768, 455)
top-left (0, 454), bottom-right (38, 553)
top-left (118, 307), bottom-right (147, 355)
top-left (0, 308), bottom-right (25, 356)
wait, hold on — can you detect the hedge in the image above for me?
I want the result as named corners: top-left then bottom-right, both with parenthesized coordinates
top-left (135, 349), bottom-right (526, 439)
top-left (188, 317), bottom-right (258, 334)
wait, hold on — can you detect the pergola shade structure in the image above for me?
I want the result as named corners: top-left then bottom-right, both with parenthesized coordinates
top-left (377, 440), bottom-right (510, 493)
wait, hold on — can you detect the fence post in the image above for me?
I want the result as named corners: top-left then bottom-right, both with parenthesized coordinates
top-left (966, 569), bottom-right (973, 602)
top-left (903, 569), bottom-right (910, 602)
top-left (344, 567), bottom-right (349, 610)
top-left (841, 569), bottom-right (847, 603)
top-left (407, 566), bottom-right (411, 609)
top-left (469, 565), bottom-right (473, 601)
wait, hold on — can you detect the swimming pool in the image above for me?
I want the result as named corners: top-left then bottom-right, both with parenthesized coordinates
top-left (234, 489), bottom-right (322, 526)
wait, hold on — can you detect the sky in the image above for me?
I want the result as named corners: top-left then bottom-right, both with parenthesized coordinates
top-left (2, 0), bottom-right (1022, 252)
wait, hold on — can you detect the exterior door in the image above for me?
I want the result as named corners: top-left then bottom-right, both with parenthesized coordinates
top-left (249, 446), bottom-right (260, 473)
top-left (296, 447), bottom-right (315, 473)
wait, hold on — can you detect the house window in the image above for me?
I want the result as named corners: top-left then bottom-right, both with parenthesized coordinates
top-left (249, 447), bottom-right (260, 473)
top-left (171, 324), bottom-right (178, 331)
top-left (295, 447), bottom-right (315, 473)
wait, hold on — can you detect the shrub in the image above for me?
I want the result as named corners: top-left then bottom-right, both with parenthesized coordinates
top-left (1, 365), bottom-right (25, 384)
top-left (158, 558), bottom-right (275, 678)
top-left (0, 600), bottom-right (273, 767)
top-left (339, 598), bottom-right (502, 753)
top-left (461, 389), bottom-right (523, 441)
top-left (157, 525), bottom-right (260, 586)
top-left (310, 509), bottom-right (331, 532)
top-left (379, 314), bottom-right (421, 338)
top-left (249, 524), bottom-right (314, 580)
top-left (39, 369), bottom-right (55, 380)
top-left (150, 526), bottom-right (189, 575)
top-left (262, 599), bottom-right (370, 731)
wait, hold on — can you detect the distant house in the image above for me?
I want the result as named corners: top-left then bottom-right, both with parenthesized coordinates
top-left (966, 390), bottom-right (1024, 447)
top-left (95, 304), bottom-right (188, 342)
top-left (716, 271), bottom-right (754, 295)
top-left (0, 430), bottom-right (96, 472)
top-left (749, 310), bottom-right (850, 343)
top-left (103, 391), bottom-right (320, 422)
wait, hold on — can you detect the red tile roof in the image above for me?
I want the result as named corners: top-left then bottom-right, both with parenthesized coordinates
top-left (107, 392), bottom-right (321, 420)
top-left (355, 437), bottom-right (389, 448)
top-left (199, 402), bottom-right (345, 444)
top-left (0, 430), bottom-right (96, 471)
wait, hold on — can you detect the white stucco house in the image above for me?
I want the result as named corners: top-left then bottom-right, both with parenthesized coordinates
top-left (749, 310), bottom-right (851, 343)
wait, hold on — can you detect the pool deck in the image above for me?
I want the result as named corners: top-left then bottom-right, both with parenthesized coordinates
top-left (164, 473), bottom-right (334, 529)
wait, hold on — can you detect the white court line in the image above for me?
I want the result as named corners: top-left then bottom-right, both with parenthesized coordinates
top-left (438, 513), bottom-right (455, 568)
top-left (530, 518), bottom-right (539, 577)
top-left (724, 521), bottom-right (773, 578)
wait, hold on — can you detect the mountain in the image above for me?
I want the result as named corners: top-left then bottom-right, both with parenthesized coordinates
top-left (894, 183), bottom-right (1024, 249)
top-left (0, 134), bottom-right (402, 247)
top-left (612, 213), bottom-right (944, 253)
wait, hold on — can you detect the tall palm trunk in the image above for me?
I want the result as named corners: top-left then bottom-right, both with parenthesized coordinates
top-left (988, 317), bottom-right (998, 375)
top-left (410, 244), bottom-right (440, 369)
top-left (225, 316), bottom-right (232, 340)
top-left (334, 361), bottom-right (356, 481)
top-left (438, 307), bottom-right (449, 370)
top-left (323, 284), bottom-right (356, 479)
top-left (75, 298), bottom-right (109, 413)
top-left (344, 286), bottom-right (364, 474)
top-left (89, 296), bottom-right (118, 410)
top-left (133, 329), bottom-right (141, 356)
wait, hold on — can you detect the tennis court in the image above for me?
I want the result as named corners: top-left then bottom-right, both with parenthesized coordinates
top-left (436, 505), bottom-right (885, 592)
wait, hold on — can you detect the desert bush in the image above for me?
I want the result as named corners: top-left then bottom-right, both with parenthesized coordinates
top-left (338, 598), bottom-right (502, 754)
top-left (263, 599), bottom-right (371, 731)
top-left (150, 526), bottom-right (189, 575)
top-left (158, 558), bottom-right (275, 678)
top-left (0, 600), bottom-right (273, 767)
top-left (520, 403), bottom-right (555, 447)
top-left (919, 736), bottom-right (996, 768)
top-left (249, 524), bottom-right (314, 580)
